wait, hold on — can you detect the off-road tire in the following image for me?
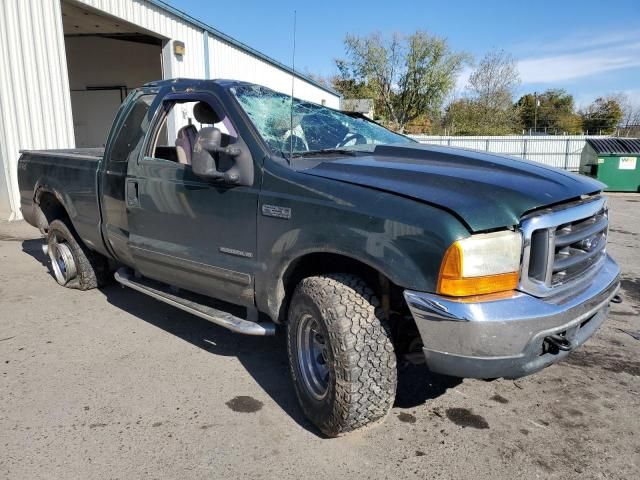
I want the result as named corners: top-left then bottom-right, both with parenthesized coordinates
top-left (287, 274), bottom-right (397, 437)
top-left (47, 219), bottom-right (111, 290)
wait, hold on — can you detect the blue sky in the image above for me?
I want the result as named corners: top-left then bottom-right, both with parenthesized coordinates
top-left (168, 0), bottom-right (640, 107)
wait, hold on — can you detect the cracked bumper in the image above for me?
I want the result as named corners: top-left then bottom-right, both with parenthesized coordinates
top-left (404, 255), bottom-right (620, 379)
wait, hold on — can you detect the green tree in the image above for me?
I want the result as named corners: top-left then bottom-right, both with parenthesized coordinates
top-left (580, 96), bottom-right (624, 134)
top-left (336, 31), bottom-right (467, 132)
top-left (516, 89), bottom-right (582, 134)
top-left (444, 99), bottom-right (483, 135)
top-left (330, 60), bottom-right (377, 104)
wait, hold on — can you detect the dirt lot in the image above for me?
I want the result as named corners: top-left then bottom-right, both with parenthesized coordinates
top-left (1, 195), bottom-right (638, 479)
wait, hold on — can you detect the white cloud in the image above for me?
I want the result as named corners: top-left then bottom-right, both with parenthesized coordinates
top-left (518, 51), bottom-right (640, 84)
top-left (514, 33), bottom-right (640, 84)
top-left (454, 31), bottom-right (640, 104)
top-left (513, 31), bottom-right (640, 56)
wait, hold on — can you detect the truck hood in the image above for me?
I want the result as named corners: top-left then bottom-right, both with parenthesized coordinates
top-left (299, 143), bottom-right (604, 232)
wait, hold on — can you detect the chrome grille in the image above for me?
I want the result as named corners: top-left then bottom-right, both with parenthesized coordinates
top-left (520, 196), bottom-right (608, 297)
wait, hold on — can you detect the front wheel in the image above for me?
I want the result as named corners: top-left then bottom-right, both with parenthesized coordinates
top-left (287, 274), bottom-right (397, 436)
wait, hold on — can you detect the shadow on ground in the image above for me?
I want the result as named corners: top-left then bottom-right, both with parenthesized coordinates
top-left (22, 238), bottom-right (49, 267)
top-left (20, 238), bottom-right (461, 436)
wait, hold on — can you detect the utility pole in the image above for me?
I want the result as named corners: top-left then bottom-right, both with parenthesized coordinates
top-left (533, 92), bottom-right (538, 134)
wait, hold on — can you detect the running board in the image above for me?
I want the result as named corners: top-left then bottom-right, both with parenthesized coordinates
top-left (114, 268), bottom-right (275, 336)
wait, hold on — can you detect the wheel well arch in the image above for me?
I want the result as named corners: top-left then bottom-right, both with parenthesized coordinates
top-left (273, 251), bottom-right (408, 324)
top-left (33, 189), bottom-right (71, 233)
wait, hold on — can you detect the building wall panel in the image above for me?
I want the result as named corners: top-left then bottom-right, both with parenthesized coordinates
top-left (0, 0), bottom-right (74, 220)
top-left (209, 36), bottom-right (340, 109)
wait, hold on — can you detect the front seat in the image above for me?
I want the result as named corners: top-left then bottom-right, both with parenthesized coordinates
top-left (175, 124), bottom-right (198, 165)
top-left (193, 101), bottom-right (232, 150)
top-left (193, 101), bottom-right (221, 126)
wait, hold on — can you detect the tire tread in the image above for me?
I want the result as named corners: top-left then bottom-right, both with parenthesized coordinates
top-left (287, 273), bottom-right (397, 436)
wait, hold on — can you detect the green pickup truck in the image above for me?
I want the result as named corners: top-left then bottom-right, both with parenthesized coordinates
top-left (18, 79), bottom-right (620, 436)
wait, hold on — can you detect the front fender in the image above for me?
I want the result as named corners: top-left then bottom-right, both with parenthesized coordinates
top-left (255, 160), bottom-right (471, 321)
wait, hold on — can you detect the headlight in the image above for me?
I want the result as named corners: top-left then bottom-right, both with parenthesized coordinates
top-left (438, 230), bottom-right (522, 297)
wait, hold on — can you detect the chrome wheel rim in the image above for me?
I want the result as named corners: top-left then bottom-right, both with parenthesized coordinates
top-left (296, 313), bottom-right (330, 400)
top-left (48, 237), bottom-right (77, 285)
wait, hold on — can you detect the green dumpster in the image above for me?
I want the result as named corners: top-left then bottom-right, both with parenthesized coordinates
top-left (580, 138), bottom-right (640, 192)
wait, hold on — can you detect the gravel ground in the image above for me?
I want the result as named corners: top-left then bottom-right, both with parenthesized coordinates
top-left (1, 194), bottom-right (638, 480)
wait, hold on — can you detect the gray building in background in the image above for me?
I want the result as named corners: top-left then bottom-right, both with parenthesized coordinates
top-left (342, 99), bottom-right (374, 119)
top-left (0, 0), bottom-right (340, 221)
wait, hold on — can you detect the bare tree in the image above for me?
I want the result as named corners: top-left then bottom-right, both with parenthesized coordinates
top-left (338, 31), bottom-right (467, 132)
top-left (468, 49), bottom-right (520, 110)
top-left (614, 93), bottom-right (640, 129)
top-left (444, 50), bottom-right (520, 135)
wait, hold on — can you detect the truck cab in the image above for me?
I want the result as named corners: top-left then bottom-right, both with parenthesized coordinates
top-left (100, 81), bottom-right (260, 309)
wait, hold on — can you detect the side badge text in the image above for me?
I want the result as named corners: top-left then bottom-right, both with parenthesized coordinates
top-left (262, 204), bottom-right (291, 220)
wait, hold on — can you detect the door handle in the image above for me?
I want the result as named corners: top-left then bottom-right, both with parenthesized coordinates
top-left (126, 179), bottom-right (139, 207)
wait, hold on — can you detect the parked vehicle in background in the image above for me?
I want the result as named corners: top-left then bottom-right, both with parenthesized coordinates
top-left (18, 79), bottom-right (620, 436)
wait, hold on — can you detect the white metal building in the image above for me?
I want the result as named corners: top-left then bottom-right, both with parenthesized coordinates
top-left (0, 0), bottom-right (341, 220)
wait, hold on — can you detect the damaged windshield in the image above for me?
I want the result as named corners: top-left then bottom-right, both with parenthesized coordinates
top-left (230, 84), bottom-right (413, 158)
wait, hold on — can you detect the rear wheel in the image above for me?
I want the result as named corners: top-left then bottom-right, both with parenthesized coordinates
top-left (287, 274), bottom-right (397, 436)
top-left (46, 219), bottom-right (110, 290)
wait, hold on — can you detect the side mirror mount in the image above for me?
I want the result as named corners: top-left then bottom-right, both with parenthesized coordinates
top-left (192, 127), bottom-right (245, 184)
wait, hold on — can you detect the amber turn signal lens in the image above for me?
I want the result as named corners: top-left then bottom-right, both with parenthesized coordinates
top-left (438, 272), bottom-right (519, 297)
top-left (437, 240), bottom-right (519, 297)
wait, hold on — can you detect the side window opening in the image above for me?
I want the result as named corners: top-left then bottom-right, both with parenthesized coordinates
top-left (148, 99), bottom-right (237, 166)
top-left (109, 94), bottom-right (155, 172)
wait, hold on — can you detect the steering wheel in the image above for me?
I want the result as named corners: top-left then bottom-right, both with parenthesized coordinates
top-left (337, 133), bottom-right (367, 148)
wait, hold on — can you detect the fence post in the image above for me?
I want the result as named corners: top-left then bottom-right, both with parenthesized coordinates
top-left (564, 139), bottom-right (570, 170)
top-left (522, 138), bottom-right (528, 159)
top-left (485, 139), bottom-right (490, 151)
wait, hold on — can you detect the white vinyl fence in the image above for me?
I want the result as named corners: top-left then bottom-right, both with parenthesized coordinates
top-left (410, 135), bottom-right (610, 172)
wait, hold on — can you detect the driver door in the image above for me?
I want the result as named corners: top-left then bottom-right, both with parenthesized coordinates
top-left (126, 93), bottom-right (259, 306)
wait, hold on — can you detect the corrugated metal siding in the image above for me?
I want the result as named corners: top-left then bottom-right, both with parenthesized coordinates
top-left (209, 36), bottom-right (340, 109)
top-left (0, 0), bottom-right (74, 220)
top-left (410, 135), bottom-right (611, 171)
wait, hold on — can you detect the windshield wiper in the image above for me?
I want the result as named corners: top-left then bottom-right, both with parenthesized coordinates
top-left (292, 148), bottom-right (358, 158)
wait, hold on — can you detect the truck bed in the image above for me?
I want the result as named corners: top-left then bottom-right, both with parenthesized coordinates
top-left (18, 147), bottom-right (105, 254)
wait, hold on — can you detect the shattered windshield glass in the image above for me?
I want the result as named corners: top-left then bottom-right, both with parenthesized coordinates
top-left (230, 84), bottom-right (414, 158)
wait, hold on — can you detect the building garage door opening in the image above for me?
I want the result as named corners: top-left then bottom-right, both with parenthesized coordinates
top-left (62, 1), bottom-right (163, 147)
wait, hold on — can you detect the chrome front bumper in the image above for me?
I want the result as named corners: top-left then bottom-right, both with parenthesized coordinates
top-left (404, 255), bottom-right (620, 379)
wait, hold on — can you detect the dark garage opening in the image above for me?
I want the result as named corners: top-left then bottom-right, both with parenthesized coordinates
top-left (62, 1), bottom-right (163, 147)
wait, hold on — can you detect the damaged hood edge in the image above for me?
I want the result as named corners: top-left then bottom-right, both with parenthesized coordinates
top-left (299, 144), bottom-right (605, 232)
